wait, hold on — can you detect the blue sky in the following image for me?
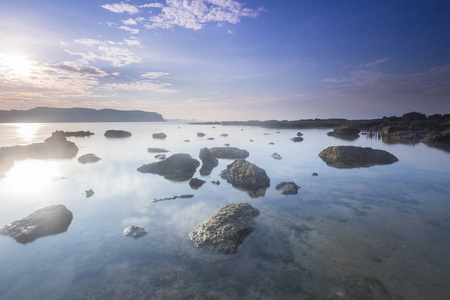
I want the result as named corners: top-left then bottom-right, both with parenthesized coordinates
top-left (0, 0), bottom-right (449, 121)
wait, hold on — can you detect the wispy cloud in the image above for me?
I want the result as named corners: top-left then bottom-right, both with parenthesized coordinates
top-left (118, 25), bottom-right (139, 34)
top-left (140, 3), bottom-right (164, 8)
top-left (141, 72), bottom-right (170, 79)
top-left (355, 57), bottom-right (390, 69)
top-left (101, 2), bottom-right (139, 14)
top-left (102, 80), bottom-right (176, 93)
top-left (122, 18), bottom-right (137, 25)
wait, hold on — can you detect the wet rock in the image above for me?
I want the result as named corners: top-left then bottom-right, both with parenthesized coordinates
top-left (0, 205), bottom-right (73, 244)
top-left (51, 130), bottom-right (94, 138)
top-left (312, 172), bottom-right (318, 176)
top-left (327, 125), bottom-right (360, 140)
top-left (319, 146), bottom-right (398, 168)
top-left (210, 147), bottom-right (249, 159)
top-left (123, 225), bottom-right (148, 239)
top-left (197, 132), bottom-right (205, 137)
top-left (269, 142), bottom-right (275, 145)
top-left (189, 177), bottom-right (206, 189)
top-left (104, 130), bottom-right (132, 138)
top-left (220, 159), bottom-right (270, 193)
top-left (296, 132), bottom-right (303, 136)
top-left (152, 133), bottom-right (167, 139)
top-left (220, 134), bottom-right (228, 137)
top-left (153, 194), bottom-right (194, 203)
top-left (154, 154), bottom-right (166, 160)
top-left (271, 152), bottom-right (282, 160)
top-left (275, 182), bottom-right (300, 195)
top-left (184, 139), bottom-right (190, 142)
top-left (78, 153), bottom-right (101, 164)
top-left (211, 180), bottom-right (220, 185)
top-left (207, 137), bottom-right (215, 140)
top-left (199, 147), bottom-right (219, 176)
top-left (85, 189), bottom-right (94, 198)
top-left (401, 111), bottom-right (428, 121)
top-left (224, 143), bottom-right (230, 146)
top-left (147, 147), bottom-right (169, 153)
top-left (189, 203), bottom-right (260, 254)
top-left (137, 153), bottom-right (200, 181)
top-left (290, 136), bottom-right (304, 142)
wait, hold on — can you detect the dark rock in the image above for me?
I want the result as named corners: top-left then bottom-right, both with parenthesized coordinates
top-left (184, 140), bottom-right (190, 142)
top-left (220, 134), bottom-right (228, 137)
top-left (220, 159), bottom-right (270, 196)
top-left (312, 173), bottom-right (318, 176)
top-left (152, 133), bottom-right (167, 139)
top-left (422, 128), bottom-right (450, 146)
top-left (271, 152), bottom-right (282, 160)
top-left (197, 132), bottom-right (205, 137)
top-left (189, 203), bottom-right (260, 254)
top-left (275, 182), bottom-right (300, 195)
top-left (51, 130), bottom-right (94, 138)
top-left (263, 133), bottom-right (271, 135)
top-left (211, 180), bottom-right (220, 185)
top-left (291, 136), bottom-right (304, 142)
top-left (401, 112), bottom-right (428, 121)
top-left (210, 147), bottom-right (249, 159)
top-left (269, 142), bottom-right (275, 145)
top-left (189, 177), bottom-right (206, 189)
top-left (104, 130), bottom-right (132, 138)
top-left (199, 147), bottom-right (219, 176)
top-left (137, 153), bottom-right (200, 181)
top-left (78, 153), bottom-right (101, 164)
top-left (85, 189), bottom-right (94, 198)
top-left (319, 146), bottom-right (399, 168)
top-left (250, 139), bottom-right (254, 142)
top-left (155, 154), bottom-right (166, 160)
top-left (296, 132), bottom-right (303, 136)
top-left (153, 194), bottom-right (194, 203)
top-left (0, 205), bottom-right (73, 244)
top-left (207, 137), bottom-right (215, 140)
top-left (224, 143), bottom-right (230, 146)
top-left (327, 125), bottom-right (360, 140)
top-left (123, 225), bottom-right (148, 239)
top-left (147, 147), bottom-right (169, 153)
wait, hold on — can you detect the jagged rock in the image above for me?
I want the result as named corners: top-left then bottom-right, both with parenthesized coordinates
top-left (85, 189), bottom-right (94, 198)
top-left (153, 194), bottom-right (194, 203)
top-left (210, 147), bottom-right (249, 159)
top-left (137, 153), bottom-right (200, 181)
top-left (152, 133), bottom-right (167, 139)
top-left (291, 137), bottom-right (304, 142)
top-left (155, 154), bottom-right (166, 160)
top-left (319, 146), bottom-right (399, 168)
top-left (104, 130), bottom-right (132, 138)
top-left (422, 128), bottom-right (450, 146)
top-left (189, 203), bottom-right (260, 254)
top-left (123, 225), bottom-right (148, 239)
top-left (78, 153), bottom-right (101, 164)
top-left (199, 147), bottom-right (219, 176)
top-left (275, 182), bottom-right (300, 195)
top-left (147, 147), bottom-right (169, 153)
top-left (220, 159), bottom-right (270, 196)
top-left (271, 152), bottom-right (282, 160)
top-left (0, 205), bottom-right (73, 244)
top-left (189, 177), bottom-right (206, 189)
top-left (327, 125), bottom-right (360, 140)
top-left (197, 132), bottom-right (205, 137)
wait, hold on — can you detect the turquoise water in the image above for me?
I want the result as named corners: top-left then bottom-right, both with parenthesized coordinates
top-left (0, 122), bottom-right (449, 299)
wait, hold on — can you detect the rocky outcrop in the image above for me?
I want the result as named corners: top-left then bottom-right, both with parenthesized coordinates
top-left (327, 125), bottom-right (360, 140)
top-left (189, 203), bottom-right (260, 254)
top-left (271, 153), bottom-right (282, 160)
top-left (0, 205), bottom-right (73, 244)
top-left (210, 147), bottom-right (249, 159)
top-left (220, 159), bottom-right (270, 196)
top-left (137, 153), bottom-right (200, 181)
top-left (123, 225), bottom-right (148, 239)
top-left (199, 147), bottom-right (219, 176)
top-left (275, 182), bottom-right (300, 195)
top-left (147, 147), bottom-right (169, 153)
top-left (319, 146), bottom-right (399, 168)
top-left (189, 178), bottom-right (206, 189)
top-left (152, 133), bottom-right (167, 139)
top-left (78, 153), bottom-right (101, 164)
top-left (104, 130), bottom-right (132, 138)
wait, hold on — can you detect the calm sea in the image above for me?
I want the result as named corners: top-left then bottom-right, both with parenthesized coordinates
top-left (0, 122), bottom-right (449, 300)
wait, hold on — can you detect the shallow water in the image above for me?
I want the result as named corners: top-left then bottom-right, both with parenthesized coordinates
top-left (0, 122), bottom-right (449, 300)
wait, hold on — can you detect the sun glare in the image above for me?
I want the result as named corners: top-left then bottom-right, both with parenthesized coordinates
top-left (0, 53), bottom-right (34, 77)
top-left (16, 123), bottom-right (41, 144)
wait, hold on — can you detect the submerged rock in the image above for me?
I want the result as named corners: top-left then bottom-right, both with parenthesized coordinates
top-left (152, 133), bottom-right (167, 139)
top-left (137, 153), bottom-right (200, 181)
top-left (78, 153), bottom-right (101, 164)
top-left (210, 147), bottom-right (249, 159)
top-left (104, 130), bottom-right (132, 138)
top-left (189, 177), bottom-right (206, 189)
top-left (0, 205), bottom-right (73, 244)
top-left (85, 189), bottom-right (94, 198)
top-left (319, 146), bottom-right (399, 168)
top-left (199, 147), bottom-right (219, 176)
top-left (275, 182), bottom-right (300, 195)
top-left (220, 159), bottom-right (270, 196)
top-left (147, 147), bottom-right (169, 153)
top-left (189, 203), bottom-right (260, 254)
top-left (271, 152), bottom-right (282, 160)
top-left (123, 225), bottom-right (148, 239)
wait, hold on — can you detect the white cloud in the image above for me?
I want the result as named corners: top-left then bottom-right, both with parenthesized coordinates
top-left (101, 80), bottom-right (176, 93)
top-left (74, 38), bottom-right (106, 47)
top-left (49, 62), bottom-right (109, 77)
top-left (118, 26), bottom-right (140, 34)
top-left (101, 2), bottom-right (139, 14)
top-left (122, 18), bottom-right (137, 25)
top-left (124, 38), bottom-right (141, 47)
top-left (66, 45), bottom-right (141, 67)
top-left (141, 72), bottom-right (170, 79)
top-left (140, 3), bottom-right (164, 8)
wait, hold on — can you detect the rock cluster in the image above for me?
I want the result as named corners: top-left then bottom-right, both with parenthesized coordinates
top-left (137, 153), bottom-right (200, 181)
top-left (319, 146), bottom-right (399, 168)
top-left (189, 203), bottom-right (260, 254)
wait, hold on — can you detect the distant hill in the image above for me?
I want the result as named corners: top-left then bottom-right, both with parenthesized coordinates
top-left (0, 107), bottom-right (165, 123)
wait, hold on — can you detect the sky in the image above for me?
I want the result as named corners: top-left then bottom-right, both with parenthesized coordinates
top-left (0, 0), bottom-right (449, 121)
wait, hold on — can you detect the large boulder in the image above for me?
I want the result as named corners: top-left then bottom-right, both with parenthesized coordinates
top-left (104, 130), bottom-right (132, 138)
top-left (78, 153), bottom-right (101, 164)
top-left (319, 146), bottom-right (398, 168)
top-left (137, 153), bottom-right (200, 181)
top-left (210, 147), bottom-right (249, 159)
top-left (0, 205), bottom-right (73, 244)
top-left (189, 203), bottom-right (260, 254)
top-left (199, 147), bottom-right (219, 176)
top-left (220, 159), bottom-right (270, 196)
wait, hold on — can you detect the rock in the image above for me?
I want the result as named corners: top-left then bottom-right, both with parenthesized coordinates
top-left (319, 146), bottom-right (399, 168)
top-left (327, 125), bottom-right (360, 140)
top-left (184, 140), bottom-right (190, 142)
top-left (291, 136), bottom-right (304, 142)
top-left (104, 130), bottom-right (132, 138)
top-left (197, 132), bottom-right (205, 137)
top-left (155, 154), bottom-right (166, 160)
top-left (137, 153), bottom-right (200, 181)
top-left (269, 142), bottom-right (275, 145)
top-left (189, 177), bottom-right (206, 189)
top-left (263, 133), bottom-right (271, 135)
top-left (0, 205), bottom-right (73, 244)
top-left (271, 152), bottom-right (282, 160)
top-left (153, 194), bottom-right (194, 203)
top-left (220, 159), bottom-right (270, 193)
top-left (199, 147), bottom-right (219, 176)
top-left (85, 189), bottom-right (94, 198)
top-left (224, 143), bottom-right (230, 146)
top-left (123, 225), bottom-right (148, 239)
top-left (51, 130), bottom-right (94, 138)
top-left (211, 180), bottom-right (220, 185)
top-left (275, 182), bottom-right (300, 195)
top-left (210, 147), bottom-right (249, 159)
top-left (312, 172), bottom-right (318, 176)
top-left (401, 111), bottom-right (428, 121)
top-left (152, 133), bottom-right (167, 139)
top-left (422, 128), bottom-right (450, 147)
top-left (147, 147), bottom-right (169, 153)
top-left (207, 137), bottom-right (215, 140)
top-left (296, 132), bottom-right (303, 136)
top-left (249, 139), bottom-right (254, 142)
top-left (78, 153), bottom-right (101, 164)
top-left (189, 203), bottom-right (260, 254)
top-left (220, 134), bottom-right (228, 137)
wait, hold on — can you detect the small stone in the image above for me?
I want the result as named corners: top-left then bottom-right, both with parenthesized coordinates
top-left (275, 182), bottom-right (300, 195)
top-left (312, 172), bottom-right (318, 176)
top-left (271, 152), bottom-right (282, 160)
top-left (85, 189), bottom-right (94, 198)
top-left (152, 133), bottom-right (167, 139)
top-left (189, 177), bottom-right (206, 189)
top-left (123, 225), bottom-right (148, 239)
top-left (291, 137), bottom-right (304, 142)
top-left (154, 154), bottom-right (166, 160)
top-left (78, 153), bottom-right (101, 164)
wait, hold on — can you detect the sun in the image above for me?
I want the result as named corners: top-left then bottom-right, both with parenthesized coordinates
top-left (0, 53), bottom-right (35, 77)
